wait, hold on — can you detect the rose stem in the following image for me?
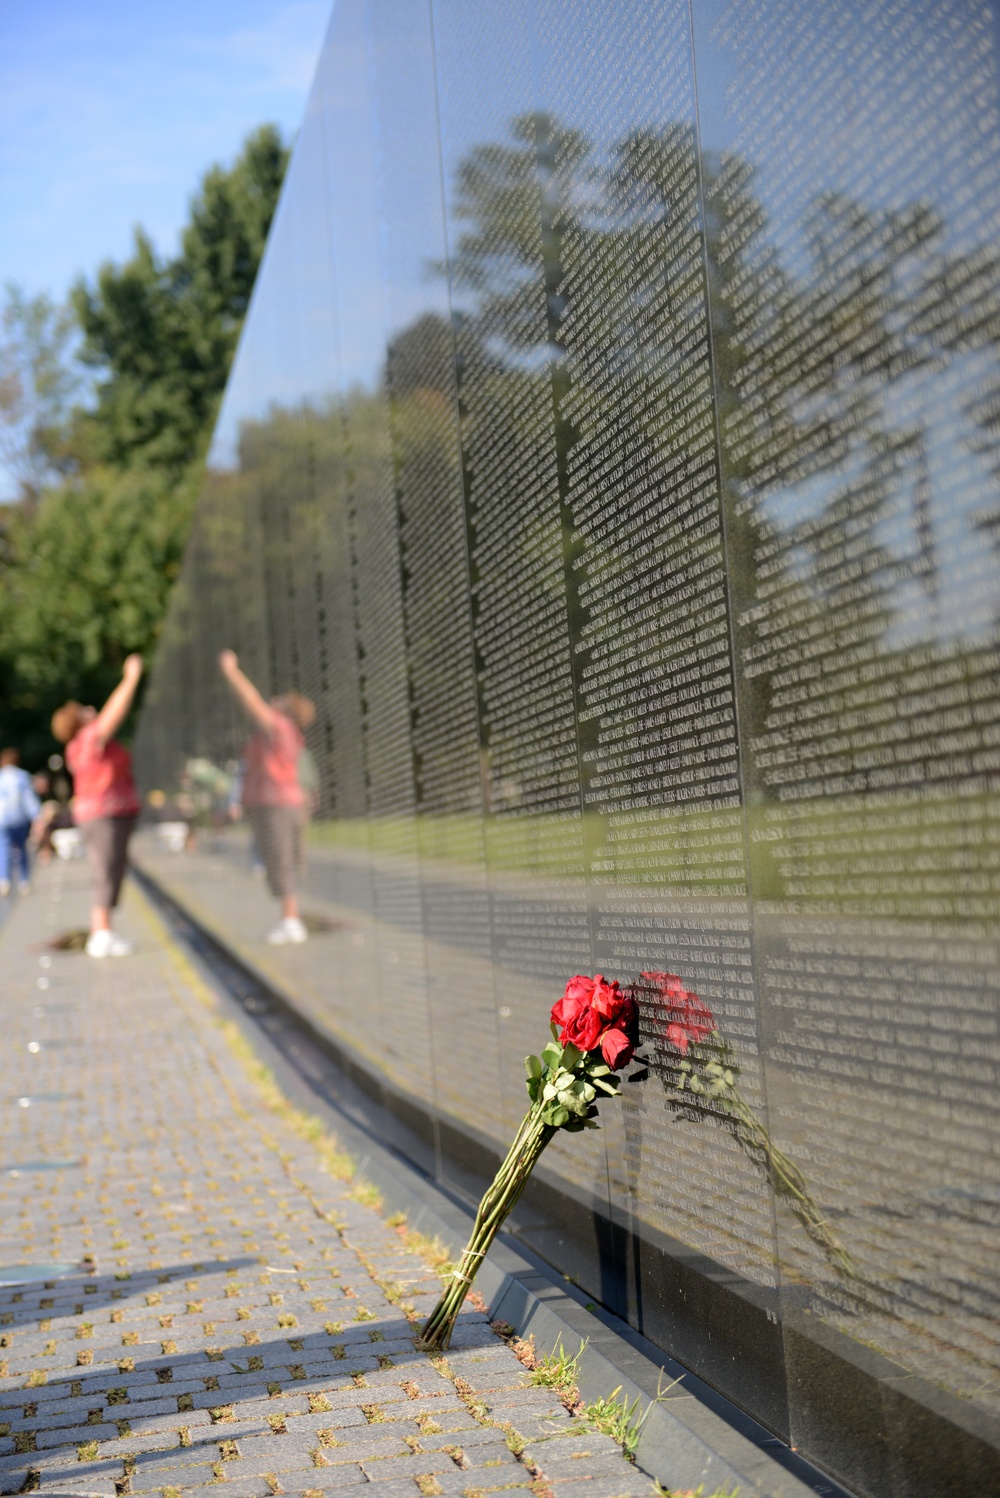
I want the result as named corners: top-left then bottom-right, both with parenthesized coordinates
top-left (422, 1106), bottom-right (555, 1349)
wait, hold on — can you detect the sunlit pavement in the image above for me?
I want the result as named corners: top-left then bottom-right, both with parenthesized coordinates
top-left (0, 859), bottom-right (643, 1497)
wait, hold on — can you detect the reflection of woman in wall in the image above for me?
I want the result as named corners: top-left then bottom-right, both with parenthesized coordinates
top-left (51, 654), bottom-right (143, 957)
top-left (218, 650), bottom-right (314, 945)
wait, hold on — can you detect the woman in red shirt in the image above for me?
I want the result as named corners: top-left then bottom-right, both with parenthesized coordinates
top-left (51, 654), bottom-right (143, 957)
top-left (219, 650), bottom-right (314, 945)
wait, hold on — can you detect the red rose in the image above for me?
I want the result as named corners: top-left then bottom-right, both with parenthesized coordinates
top-left (600, 1021), bottom-right (634, 1069)
top-left (640, 971), bottom-right (715, 1054)
top-left (551, 974), bottom-right (610, 1032)
top-left (551, 975), bottom-right (638, 1070)
top-left (562, 1002), bottom-right (605, 1052)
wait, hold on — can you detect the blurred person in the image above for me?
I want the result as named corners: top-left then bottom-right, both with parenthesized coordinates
top-left (227, 757), bottom-right (265, 878)
top-left (0, 749), bottom-right (42, 896)
top-left (51, 654), bottom-right (143, 956)
top-left (181, 756), bottom-right (234, 847)
top-left (30, 771), bottom-right (75, 864)
top-left (146, 789), bottom-right (193, 853)
top-left (297, 742), bottom-right (320, 875)
top-left (218, 649), bottom-right (314, 944)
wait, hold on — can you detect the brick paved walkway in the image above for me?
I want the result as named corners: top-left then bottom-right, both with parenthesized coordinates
top-left (0, 861), bottom-right (647, 1498)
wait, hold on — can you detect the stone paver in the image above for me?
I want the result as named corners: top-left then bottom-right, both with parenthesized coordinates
top-left (0, 860), bottom-right (646, 1498)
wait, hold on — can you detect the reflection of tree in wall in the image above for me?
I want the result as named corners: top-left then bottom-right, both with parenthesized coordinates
top-left (439, 111), bottom-right (1000, 809)
top-left (718, 166), bottom-right (1000, 805)
top-left (439, 113), bottom-right (744, 805)
top-left (210, 114), bottom-right (1000, 826)
top-left (385, 312), bottom-right (484, 821)
top-left (229, 404), bottom-right (361, 818)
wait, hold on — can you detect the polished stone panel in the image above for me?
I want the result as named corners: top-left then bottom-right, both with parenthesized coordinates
top-left (135, 2), bottom-right (1000, 1491)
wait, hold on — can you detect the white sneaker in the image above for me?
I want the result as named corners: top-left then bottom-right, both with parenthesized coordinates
top-left (85, 930), bottom-right (133, 958)
top-left (267, 916), bottom-right (307, 945)
top-left (0, 880), bottom-right (9, 898)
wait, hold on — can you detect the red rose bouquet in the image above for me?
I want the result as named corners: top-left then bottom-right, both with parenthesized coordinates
top-left (421, 975), bottom-right (637, 1349)
top-left (421, 969), bottom-right (857, 1350)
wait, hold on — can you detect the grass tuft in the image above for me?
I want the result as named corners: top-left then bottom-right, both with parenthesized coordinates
top-left (387, 1216), bottom-right (453, 1277)
top-left (584, 1389), bottom-right (644, 1459)
top-left (349, 1179), bottom-right (383, 1210)
top-left (218, 1021), bottom-right (356, 1182)
top-left (524, 1337), bottom-right (587, 1401)
top-left (656, 1488), bottom-right (740, 1498)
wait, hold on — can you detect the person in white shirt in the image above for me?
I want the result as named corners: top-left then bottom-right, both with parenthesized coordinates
top-left (0, 748), bottom-right (42, 897)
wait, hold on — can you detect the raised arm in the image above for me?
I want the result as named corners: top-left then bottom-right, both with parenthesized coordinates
top-left (93, 654), bottom-right (144, 745)
top-left (218, 650), bottom-right (278, 732)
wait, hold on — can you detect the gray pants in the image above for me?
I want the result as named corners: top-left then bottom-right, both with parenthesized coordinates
top-left (81, 816), bottom-right (136, 909)
top-left (247, 805), bottom-right (301, 900)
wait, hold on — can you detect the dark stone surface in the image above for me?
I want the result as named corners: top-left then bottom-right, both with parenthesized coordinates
top-left (131, 1), bottom-right (1000, 1493)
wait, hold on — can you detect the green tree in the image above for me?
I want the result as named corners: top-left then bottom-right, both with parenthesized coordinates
top-left (0, 124), bottom-right (288, 762)
top-left (0, 464), bottom-right (197, 760)
top-left (72, 125), bottom-right (288, 473)
top-left (0, 284), bottom-right (80, 508)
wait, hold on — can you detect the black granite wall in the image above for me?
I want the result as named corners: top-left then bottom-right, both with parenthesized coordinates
top-left (135, 3), bottom-right (1000, 1492)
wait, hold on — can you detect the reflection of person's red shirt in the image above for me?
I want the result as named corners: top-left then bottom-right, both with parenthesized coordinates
top-left (66, 722), bottom-right (140, 823)
top-left (242, 712), bottom-right (304, 808)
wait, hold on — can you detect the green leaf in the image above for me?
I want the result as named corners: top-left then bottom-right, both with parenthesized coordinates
top-left (525, 1054), bottom-right (543, 1079)
top-left (560, 1041), bottom-right (583, 1070)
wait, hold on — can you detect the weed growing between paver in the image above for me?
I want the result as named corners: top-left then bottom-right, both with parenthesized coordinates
top-left (657, 1488), bottom-right (740, 1498)
top-left (497, 1326), bottom-right (679, 1465)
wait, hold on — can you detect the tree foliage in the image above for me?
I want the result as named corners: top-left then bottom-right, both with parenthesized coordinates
top-left (72, 125), bottom-right (288, 473)
top-left (0, 125), bottom-right (289, 763)
top-left (0, 285), bottom-right (80, 508)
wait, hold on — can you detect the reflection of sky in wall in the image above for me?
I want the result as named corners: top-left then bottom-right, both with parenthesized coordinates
top-left (699, 0), bottom-right (1000, 266)
top-left (695, 0), bottom-right (1000, 642)
top-left (210, 0), bottom-right (382, 469)
top-left (207, 0), bottom-right (1000, 642)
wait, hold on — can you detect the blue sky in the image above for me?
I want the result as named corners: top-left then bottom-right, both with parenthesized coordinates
top-left (0, 0), bottom-right (330, 304)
